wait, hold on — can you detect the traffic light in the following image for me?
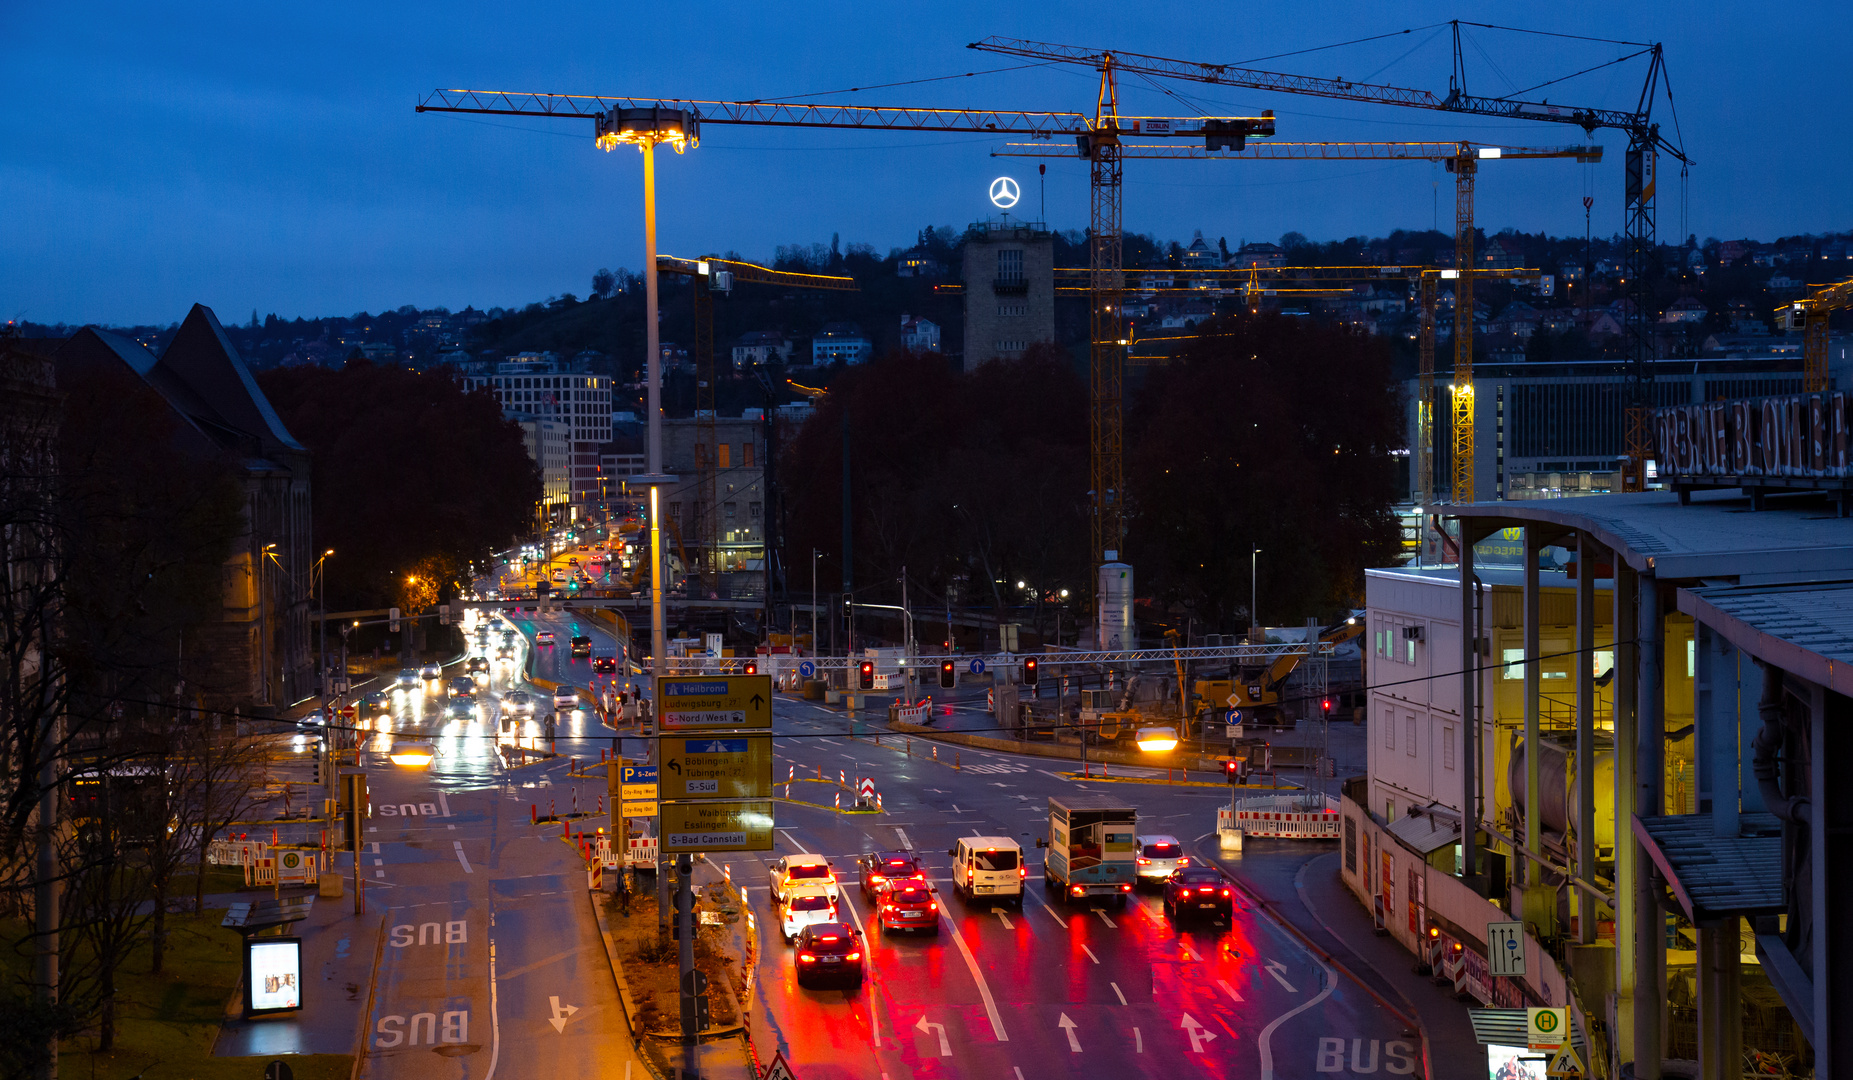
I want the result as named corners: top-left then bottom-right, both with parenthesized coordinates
top-left (1022, 657), bottom-right (1038, 686)
top-left (693, 991), bottom-right (711, 1030)
top-left (744, 661), bottom-right (757, 675)
top-left (438, 603), bottom-right (451, 625)
top-left (312, 738), bottom-right (323, 783)
top-left (1223, 758), bottom-right (1242, 784)
top-left (388, 606), bottom-right (401, 633)
top-left (858, 661), bottom-right (874, 690)
top-left (939, 661), bottom-right (955, 689)
top-left (1321, 697), bottom-right (1333, 715)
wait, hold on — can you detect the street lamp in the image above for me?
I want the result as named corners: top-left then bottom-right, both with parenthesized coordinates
top-left (1250, 546), bottom-right (1262, 638)
top-left (1135, 725), bottom-right (1179, 753)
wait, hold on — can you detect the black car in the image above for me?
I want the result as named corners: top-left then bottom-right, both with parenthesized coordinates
top-left (793, 921), bottom-right (864, 988)
top-left (1162, 867), bottom-right (1235, 922)
top-left (569, 635), bottom-right (592, 657)
top-left (592, 655), bottom-right (618, 674)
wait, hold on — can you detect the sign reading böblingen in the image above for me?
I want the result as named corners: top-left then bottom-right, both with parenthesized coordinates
top-left (661, 736), bottom-right (772, 799)
top-left (658, 675), bottom-right (772, 730)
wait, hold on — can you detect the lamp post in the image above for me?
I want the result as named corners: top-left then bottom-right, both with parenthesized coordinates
top-left (1250, 546), bottom-right (1262, 639)
top-left (811, 549), bottom-right (820, 661)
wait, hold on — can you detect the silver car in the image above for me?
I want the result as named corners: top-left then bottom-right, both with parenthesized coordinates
top-left (1135, 834), bottom-right (1188, 887)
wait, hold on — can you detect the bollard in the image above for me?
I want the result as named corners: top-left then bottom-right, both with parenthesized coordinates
top-left (876, 793), bottom-right (884, 814)
top-left (906, 738), bottom-right (912, 757)
top-left (562, 819), bottom-right (569, 838)
top-left (551, 798), bottom-right (556, 819)
top-left (933, 745), bottom-right (939, 763)
top-left (531, 804), bottom-right (537, 823)
top-left (598, 794), bottom-right (604, 815)
top-left (956, 751), bottom-right (961, 771)
top-left (835, 791), bottom-right (841, 811)
top-left (723, 864), bottom-right (732, 887)
top-left (840, 769), bottom-right (846, 788)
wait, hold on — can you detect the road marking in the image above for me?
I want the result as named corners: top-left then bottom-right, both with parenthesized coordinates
top-left (547, 996), bottom-right (578, 1033)
top-left (484, 938), bottom-right (501, 1080)
top-left (1111, 981), bottom-right (1127, 1005)
top-left (447, 823), bottom-right (456, 831)
top-left (994, 910), bottom-right (1013, 929)
top-left (1082, 945), bottom-right (1100, 965)
top-left (453, 842), bottom-right (473, 873)
top-left (376, 870), bottom-right (384, 878)
top-left (1181, 1013), bottom-right (1218, 1053)
top-left (947, 923), bottom-right (1009, 1042)
top-left (1264, 959), bottom-right (1298, 992)
top-left (1134, 1026), bottom-right (1143, 1053)
top-left (1024, 890), bottom-right (1068, 927)
top-left (1057, 1013), bottom-right (1082, 1052)
top-left (1218, 978), bottom-right (1245, 1003)
top-left (895, 828), bottom-right (913, 851)
top-left (439, 792), bottom-right (452, 817)
top-left (834, 891), bottom-right (880, 1047)
top-left (1094, 909), bottom-right (1116, 928)
top-left (373, 859), bottom-right (383, 867)
top-left (951, 805), bottom-right (963, 814)
top-left (1181, 942), bottom-right (1200, 961)
top-left (1259, 958), bottom-right (1335, 1080)
top-left (371, 842), bottom-right (381, 854)
top-left (914, 1014), bottom-right (951, 1056)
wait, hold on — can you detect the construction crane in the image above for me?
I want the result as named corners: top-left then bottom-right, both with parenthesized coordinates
top-left (971, 31), bottom-right (1689, 493)
top-left (653, 255), bottom-right (856, 598)
top-left (1779, 276), bottom-right (1853, 393)
top-left (998, 139), bottom-right (1601, 502)
top-left (417, 86), bottom-right (1276, 587)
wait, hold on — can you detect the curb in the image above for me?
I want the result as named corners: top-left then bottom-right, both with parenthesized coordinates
top-left (351, 913), bottom-right (386, 1080)
top-left (588, 890), bottom-right (663, 1078)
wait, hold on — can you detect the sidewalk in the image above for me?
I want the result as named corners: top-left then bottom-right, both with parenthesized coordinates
top-left (213, 869), bottom-right (383, 1058)
top-left (1228, 846), bottom-right (1483, 1080)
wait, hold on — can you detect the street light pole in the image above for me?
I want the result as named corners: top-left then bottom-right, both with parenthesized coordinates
top-left (811, 549), bottom-right (820, 660)
top-left (1250, 546), bottom-right (1262, 639)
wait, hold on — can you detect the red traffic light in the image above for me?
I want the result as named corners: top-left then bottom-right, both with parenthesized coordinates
top-left (1222, 759), bottom-right (1241, 783)
top-left (1321, 698), bottom-right (1333, 712)
top-left (1022, 657), bottom-right (1039, 686)
top-left (744, 661), bottom-right (757, 675)
top-left (858, 661), bottom-right (875, 690)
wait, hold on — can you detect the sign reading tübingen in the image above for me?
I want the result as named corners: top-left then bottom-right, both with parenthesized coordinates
top-left (658, 675), bottom-right (773, 730)
top-left (660, 800), bottom-right (775, 852)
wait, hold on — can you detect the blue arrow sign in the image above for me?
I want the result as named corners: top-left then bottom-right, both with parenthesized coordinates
top-left (798, 660), bottom-right (816, 679)
top-left (969, 658), bottom-right (986, 675)
top-left (621, 765), bottom-right (659, 784)
top-left (688, 739), bottom-right (749, 754)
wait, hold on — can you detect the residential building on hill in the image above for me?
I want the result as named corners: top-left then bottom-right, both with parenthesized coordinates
top-left (811, 323), bottom-right (872, 366)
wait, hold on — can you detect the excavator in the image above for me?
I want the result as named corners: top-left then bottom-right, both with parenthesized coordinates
top-left (1193, 613), bottom-right (1364, 730)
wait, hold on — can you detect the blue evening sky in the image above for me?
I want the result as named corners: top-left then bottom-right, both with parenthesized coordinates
top-left (5, 1), bottom-right (1847, 326)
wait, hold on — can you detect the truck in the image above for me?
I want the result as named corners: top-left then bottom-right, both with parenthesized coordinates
top-left (1038, 795), bottom-right (1138, 906)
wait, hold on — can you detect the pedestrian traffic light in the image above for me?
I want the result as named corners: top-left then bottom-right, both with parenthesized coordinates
top-left (858, 661), bottom-right (874, 690)
top-left (939, 661), bottom-right (955, 689)
top-left (1023, 657), bottom-right (1039, 686)
top-left (388, 606), bottom-right (401, 633)
top-left (1223, 758), bottom-right (1242, 784)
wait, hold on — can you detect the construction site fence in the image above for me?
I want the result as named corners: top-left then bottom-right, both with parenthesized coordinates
top-left (1226, 794), bottom-right (1342, 839)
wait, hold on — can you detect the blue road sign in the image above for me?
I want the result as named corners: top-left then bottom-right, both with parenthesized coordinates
top-left (797, 660), bottom-right (816, 679)
top-left (688, 739), bottom-right (749, 754)
top-left (621, 765), bottom-right (659, 784)
top-left (969, 658), bottom-right (986, 675)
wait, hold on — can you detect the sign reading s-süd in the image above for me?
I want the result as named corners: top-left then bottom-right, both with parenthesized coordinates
top-left (661, 736), bottom-right (772, 799)
top-left (658, 675), bottom-right (772, 730)
top-left (660, 800), bottom-right (774, 852)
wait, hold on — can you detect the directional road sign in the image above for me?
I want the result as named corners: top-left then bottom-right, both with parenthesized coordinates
top-left (797, 660), bottom-right (816, 679)
top-left (660, 799), bottom-right (775, 852)
top-left (1487, 920), bottom-right (1526, 978)
top-left (661, 736), bottom-right (772, 799)
top-left (620, 764), bottom-right (659, 802)
top-left (969, 658), bottom-right (986, 675)
top-left (658, 675), bottom-right (773, 730)
top-left (621, 801), bottom-right (658, 817)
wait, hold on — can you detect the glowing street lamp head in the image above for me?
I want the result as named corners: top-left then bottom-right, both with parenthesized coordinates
top-left (1136, 726), bottom-right (1179, 753)
top-left (597, 107), bottom-right (698, 153)
top-left (989, 176), bottom-right (1021, 209)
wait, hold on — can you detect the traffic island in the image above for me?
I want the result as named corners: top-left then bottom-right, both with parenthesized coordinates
top-left (593, 878), bottom-right (756, 1079)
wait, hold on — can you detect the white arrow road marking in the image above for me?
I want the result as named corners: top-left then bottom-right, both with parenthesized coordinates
top-left (1057, 1013), bottom-right (1082, 1052)
top-left (1259, 957), bottom-right (1336, 1080)
top-left (1218, 978), bottom-right (1244, 1003)
top-left (454, 841), bottom-right (473, 874)
top-left (548, 996), bottom-right (578, 1032)
top-left (995, 910), bottom-right (1013, 929)
top-left (1181, 1013), bottom-right (1218, 1053)
top-left (914, 1014), bottom-right (951, 1056)
top-left (1264, 959), bottom-right (1297, 993)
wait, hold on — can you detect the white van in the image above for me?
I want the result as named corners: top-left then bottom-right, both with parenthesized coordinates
top-left (947, 836), bottom-right (1024, 908)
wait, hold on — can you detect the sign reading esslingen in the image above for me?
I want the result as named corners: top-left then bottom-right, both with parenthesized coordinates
top-left (660, 800), bottom-right (774, 852)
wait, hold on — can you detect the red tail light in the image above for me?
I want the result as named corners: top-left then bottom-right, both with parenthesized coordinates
top-left (929, 902), bottom-right (938, 912)
top-left (1020, 865), bottom-right (1027, 878)
top-left (1221, 888), bottom-right (1232, 897)
top-left (1120, 883), bottom-right (1133, 892)
top-left (1200, 886), bottom-right (1216, 893)
top-left (798, 953), bottom-right (817, 963)
top-left (1071, 885), bottom-right (1085, 896)
top-left (1177, 856), bottom-right (1189, 866)
top-left (870, 874), bottom-right (884, 885)
top-left (846, 951), bottom-right (861, 961)
top-left (1136, 857), bottom-right (1150, 865)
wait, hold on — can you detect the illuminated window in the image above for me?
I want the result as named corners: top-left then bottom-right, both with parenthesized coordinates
top-left (1442, 724), bottom-right (1455, 770)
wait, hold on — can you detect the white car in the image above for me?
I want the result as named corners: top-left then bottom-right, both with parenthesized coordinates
top-left (779, 885), bottom-right (838, 944)
top-left (1135, 834), bottom-right (1188, 886)
top-left (552, 688), bottom-right (579, 714)
top-left (769, 854), bottom-right (838, 904)
top-left (535, 631), bottom-right (555, 646)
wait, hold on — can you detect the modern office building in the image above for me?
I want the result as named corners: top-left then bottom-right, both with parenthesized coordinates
top-left (461, 355), bottom-right (614, 517)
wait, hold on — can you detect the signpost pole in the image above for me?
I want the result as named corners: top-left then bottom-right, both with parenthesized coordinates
top-left (676, 851), bottom-right (696, 1039)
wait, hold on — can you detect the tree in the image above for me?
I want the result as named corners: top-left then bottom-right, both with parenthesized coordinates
top-left (592, 268), bottom-right (618, 300)
top-left (258, 361), bottom-right (542, 611)
top-left (1125, 313), bottom-right (1403, 629)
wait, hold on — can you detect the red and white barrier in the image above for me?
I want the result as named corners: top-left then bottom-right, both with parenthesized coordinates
top-left (1229, 795), bottom-right (1342, 839)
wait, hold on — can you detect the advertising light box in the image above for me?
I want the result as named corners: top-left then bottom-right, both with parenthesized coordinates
top-left (245, 936), bottom-right (304, 1015)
